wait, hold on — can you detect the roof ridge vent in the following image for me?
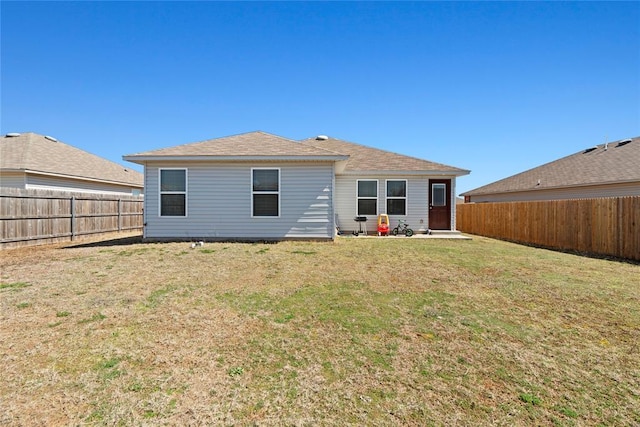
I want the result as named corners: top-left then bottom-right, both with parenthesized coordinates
top-left (315, 135), bottom-right (329, 141)
top-left (44, 135), bottom-right (58, 142)
top-left (6, 133), bottom-right (21, 137)
top-left (617, 138), bottom-right (632, 147)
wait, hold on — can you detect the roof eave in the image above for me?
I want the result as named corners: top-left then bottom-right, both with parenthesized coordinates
top-left (123, 155), bottom-right (349, 163)
top-left (339, 169), bottom-right (470, 177)
top-left (0, 168), bottom-right (25, 174)
top-left (462, 178), bottom-right (640, 197)
top-left (20, 169), bottom-right (143, 188)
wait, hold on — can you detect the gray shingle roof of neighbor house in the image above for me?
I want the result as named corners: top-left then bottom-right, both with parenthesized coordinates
top-left (461, 136), bottom-right (640, 196)
top-left (123, 131), bottom-right (349, 162)
top-left (300, 136), bottom-right (470, 175)
top-left (1, 132), bottom-right (144, 187)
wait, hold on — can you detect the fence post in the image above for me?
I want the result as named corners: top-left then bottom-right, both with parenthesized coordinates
top-left (70, 196), bottom-right (76, 241)
top-left (118, 199), bottom-right (123, 232)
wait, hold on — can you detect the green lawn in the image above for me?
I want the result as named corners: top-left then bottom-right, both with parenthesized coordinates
top-left (1, 236), bottom-right (638, 426)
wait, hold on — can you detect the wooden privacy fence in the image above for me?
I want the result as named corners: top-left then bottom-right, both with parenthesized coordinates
top-left (456, 196), bottom-right (640, 261)
top-left (1, 188), bottom-right (144, 249)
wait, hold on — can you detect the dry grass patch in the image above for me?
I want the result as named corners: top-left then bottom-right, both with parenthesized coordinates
top-left (1, 237), bottom-right (638, 425)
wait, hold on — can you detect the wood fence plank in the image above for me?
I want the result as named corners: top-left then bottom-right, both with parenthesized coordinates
top-left (456, 196), bottom-right (640, 261)
top-left (1, 189), bottom-right (143, 249)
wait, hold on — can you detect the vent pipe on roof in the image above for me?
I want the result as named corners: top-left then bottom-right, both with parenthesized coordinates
top-left (316, 135), bottom-right (329, 141)
top-left (6, 133), bottom-right (21, 137)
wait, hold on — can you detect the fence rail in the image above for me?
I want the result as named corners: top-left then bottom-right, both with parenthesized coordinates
top-left (1, 188), bottom-right (144, 249)
top-left (456, 196), bottom-right (640, 261)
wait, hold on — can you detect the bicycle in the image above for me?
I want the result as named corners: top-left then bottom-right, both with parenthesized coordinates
top-left (392, 219), bottom-right (414, 237)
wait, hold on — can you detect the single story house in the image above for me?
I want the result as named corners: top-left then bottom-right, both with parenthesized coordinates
top-left (123, 131), bottom-right (470, 241)
top-left (1, 132), bottom-right (144, 195)
top-left (461, 136), bottom-right (640, 203)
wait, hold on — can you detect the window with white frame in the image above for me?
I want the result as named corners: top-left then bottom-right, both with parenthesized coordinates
top-left (432, 183), bottom-right (447, 206)
top-left (159, 169), bottom-right (187, 216)
top-left (386, 180), bottom-right (407, 215)
top-left (252, 168), bottom-right (279, 217)
top-left (357, 180), bottom-right (378, 216)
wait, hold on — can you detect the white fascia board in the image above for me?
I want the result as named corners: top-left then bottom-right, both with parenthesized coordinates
top-left (122, 155), bottom-right (349, 163)
top-left (338, 169), bottom-right (470, 177)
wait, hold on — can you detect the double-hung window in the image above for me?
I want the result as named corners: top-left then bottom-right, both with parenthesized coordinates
top-left (252, 168), bottom-right (279, 217)
top-left (357, 180), bottom-right (378, 216)
top-left (386, 180), bottom-right (407, 215)
top-left (159, 169), bottom-right (187, 216)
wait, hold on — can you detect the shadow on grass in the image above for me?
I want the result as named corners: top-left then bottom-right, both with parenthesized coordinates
top-left (484, 235), bottom-right (640, 266)
top-left (63, 235), bottom-right (144, 249)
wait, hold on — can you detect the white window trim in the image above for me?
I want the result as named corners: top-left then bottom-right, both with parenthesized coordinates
top-left (356, 179), bottom-right (378, 216)
top-left (251, 167), bottom-right (280, 218)
top-left (158, 168), bottom-right (188, 217)
top-left (386, 179), bottom-right (408, 216)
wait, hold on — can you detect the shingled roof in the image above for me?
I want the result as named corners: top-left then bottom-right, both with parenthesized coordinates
top-left (124, 131), bottom-right (469, 175)
top-left (301, 136), bottom-right (469, 175)
top-left (462, 136), bottom-right (640, 196)
top-left (1, 132), bottom-right (143, 187)
top-left (124, 131), bottom-right (348, 162)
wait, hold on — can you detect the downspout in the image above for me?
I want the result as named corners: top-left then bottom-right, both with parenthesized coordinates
top-left (331, 162), bottom-right (337, 239)
top-left (142, 162), bottom-right (148, 240)
top-left (451, 178), bottom-right (456, 231)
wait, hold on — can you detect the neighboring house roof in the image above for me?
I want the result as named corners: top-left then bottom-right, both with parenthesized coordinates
top-left (1, 132), bottom-right (144, 188)
top-left (301, 136), bottom-right (469, 175)
top-left (124, 131), bottom-right (348, 163)
top-left (462, 136), bottom-right (640, 196)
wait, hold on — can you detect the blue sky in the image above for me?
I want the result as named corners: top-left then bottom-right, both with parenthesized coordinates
top-left (2, 1), bottom-right (639, 195)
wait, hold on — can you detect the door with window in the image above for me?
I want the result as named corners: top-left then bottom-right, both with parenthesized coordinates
top-left (429, 179), bottom-right (451, 230)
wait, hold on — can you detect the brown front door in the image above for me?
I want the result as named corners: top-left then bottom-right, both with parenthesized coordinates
top-left (429, 179), bottom-right (451, 230)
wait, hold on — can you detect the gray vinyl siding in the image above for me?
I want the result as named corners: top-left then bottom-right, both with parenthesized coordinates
top-left (0, 172), bottom-right (26, 189)
top-left (335, 175), bottom-right (448, 233)
top-left (468, 181), bottom-right (640, 203)
top-left (24, 174), bottom-right (141, 195)
top-left (144, 162), bottom-right (334, 240)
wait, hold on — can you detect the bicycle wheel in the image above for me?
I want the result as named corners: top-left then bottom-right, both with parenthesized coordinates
top-left (405, 228), bottom-right (414, 237)
top-left (392, 228), bottom-right (399, 236)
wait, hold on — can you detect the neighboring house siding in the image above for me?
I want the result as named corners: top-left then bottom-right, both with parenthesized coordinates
top-left (144, 162), bottom-right (334, 240)
top-left (24, 174), bottom-right (141, 196)
top-left (469, 182), bottom-right (640, 203)
top-left (0, 172), bottom-right (26, 189)
top-left (335, 175), bottom-right (448, 233)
